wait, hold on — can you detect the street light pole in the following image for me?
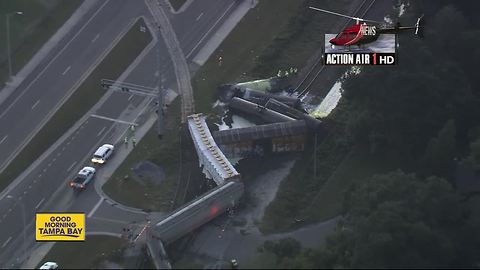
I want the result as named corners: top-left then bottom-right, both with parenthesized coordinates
top-left (6, 11), bottom-right (23, 81)
top-left (6, 195), bottom-right (26, 262)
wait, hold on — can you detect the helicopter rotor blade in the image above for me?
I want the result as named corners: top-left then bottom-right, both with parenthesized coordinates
top-left (308, 6), bottom-right (384, 24)
top-left (415, 14), bottom-right (424, 35)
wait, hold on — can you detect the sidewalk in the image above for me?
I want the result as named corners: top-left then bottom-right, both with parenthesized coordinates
top-left (191, 0), bottom-right (257, 66)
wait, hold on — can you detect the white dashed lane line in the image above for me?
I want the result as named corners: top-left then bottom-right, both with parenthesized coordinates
top-left (91, 33), bottom-right (100, 43)
top-left (35, 198), bottom-right (45, 209)
top-left (1, 237), bottom-right (11, 248)
top-left (0, 135), bottom-right (7, 145)
top-left (62, 66), bottom-right (71, 75)
top-left (97, 127), bottom-right (106, 137)
top-left (67, 161), bottom-right (77, 172)
top-left (31, 100), bottom-right (40, 110)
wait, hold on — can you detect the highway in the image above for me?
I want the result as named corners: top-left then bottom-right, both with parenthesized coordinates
top-left (0, 0), bottom-right (242, 267)
top-left (0, 1), bottom-right (146, 174)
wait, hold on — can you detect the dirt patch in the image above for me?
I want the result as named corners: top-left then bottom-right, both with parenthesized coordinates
top-left (131, 160), bottom-right (166, 186)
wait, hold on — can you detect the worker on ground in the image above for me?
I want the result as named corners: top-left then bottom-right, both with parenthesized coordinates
top-left (132, 137), bottom-right (136, 148)
top-left (124, 136), bottom-right (128, 147)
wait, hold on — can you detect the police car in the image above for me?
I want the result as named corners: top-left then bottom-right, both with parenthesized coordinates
top-left (69, 167), bottom-right (95, 190)
top-left (91, 144), bottom-right (114, 164)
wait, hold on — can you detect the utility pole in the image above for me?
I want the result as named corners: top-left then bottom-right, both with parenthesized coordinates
top-left (156, 24), bottom-right (165, 139)
top-left (313, 133), bottom-right (317, 179)
top-left (6, 195), bottom-right (26, 261)
top-left (6, 11), bottom-right (23, 81)
top-left (157, 82), bottom-right (164, 139)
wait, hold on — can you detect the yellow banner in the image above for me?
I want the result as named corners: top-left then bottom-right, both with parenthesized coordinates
top-left (36, 213), bottom-right (85, 241)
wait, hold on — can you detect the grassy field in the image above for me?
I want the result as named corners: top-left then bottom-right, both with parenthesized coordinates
top-left (192, 0), bottom-right (305, 113)
top-left (169, 0), bottom-right (187, 11)
top-left (192, 0), bottom-right (356, 114)
top-left (0, 0), bottom-right (82, 85)
top-left (0, 18), bottom-right (152, 192)
top-left (37, 236), bottom-right (127, 269)
top-left (102, 0), bottom-right (312, 211)
top-left (103, 99), bottom-right (182, 212)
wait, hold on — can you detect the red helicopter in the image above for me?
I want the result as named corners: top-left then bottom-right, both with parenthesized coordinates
top-left (309, 6), bottom-right (423, 48)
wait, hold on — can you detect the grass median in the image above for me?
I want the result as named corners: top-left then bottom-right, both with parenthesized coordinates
top-left (0, 18), bottom-right (152, 192)
top-left (103, 99), bottom-right (182, 212)
top-left (169, 0), bottom-right (187, 11)
top-left (0, 0), bottom-right (82, 86)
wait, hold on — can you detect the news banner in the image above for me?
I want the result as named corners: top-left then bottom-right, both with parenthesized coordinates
top-left (324, 53), bottom-right (396, 65)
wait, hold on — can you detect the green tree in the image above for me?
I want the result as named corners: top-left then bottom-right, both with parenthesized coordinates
top-left (314, 170), bottom-right (479, 269)
top-left (421, 119), bottom-right (457, 177)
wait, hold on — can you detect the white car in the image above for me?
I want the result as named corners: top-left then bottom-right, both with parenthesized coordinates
top-left (91, 144), bottom-right (114, 164)
top-left (39, 262), bottom-right (58, 269)
top-left (69, 166), bottom-right (96, 190)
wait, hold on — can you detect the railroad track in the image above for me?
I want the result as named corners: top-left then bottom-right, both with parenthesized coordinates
top-left (296, 0), bottom-right (377, 97)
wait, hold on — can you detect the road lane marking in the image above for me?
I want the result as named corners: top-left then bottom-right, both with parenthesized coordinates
top-left (31, 100), bottom-right (40, 110)
top-left (97, 127), bottom-right (106, 137)
top-left (67, 161), bottom-right (77, 172)
top-left (187, 2), bottom-right (236, 58)
top-left (52, 158), bottom-right (56, 162)
top-left (128, 94), bottom-right (134, 101)
top-left (90, 114), bottom-right (138, 126)
top-left (61, 65), bottom-right (71, 75)
top-left (91, 33), bottom-right (100, 43)
top-left (35, 198), bottom-right (45, 209)
top-left (196, 12), bottom-right (204, 21)
top-left (0, 135), bottom-right (7, 145)
top-left (88, 198), bottom-right (103, 218)
top-left (1, 236), bottom-right (12, 248)
top-left (0, 0), bottom-right (110, 121)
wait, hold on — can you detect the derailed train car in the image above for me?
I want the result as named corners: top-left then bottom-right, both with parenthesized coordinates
top-left (152, 181), bottom-right (244, 244)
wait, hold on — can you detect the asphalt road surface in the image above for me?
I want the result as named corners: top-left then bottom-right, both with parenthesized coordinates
top-left (0, 0), bottom-right (240, 267)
